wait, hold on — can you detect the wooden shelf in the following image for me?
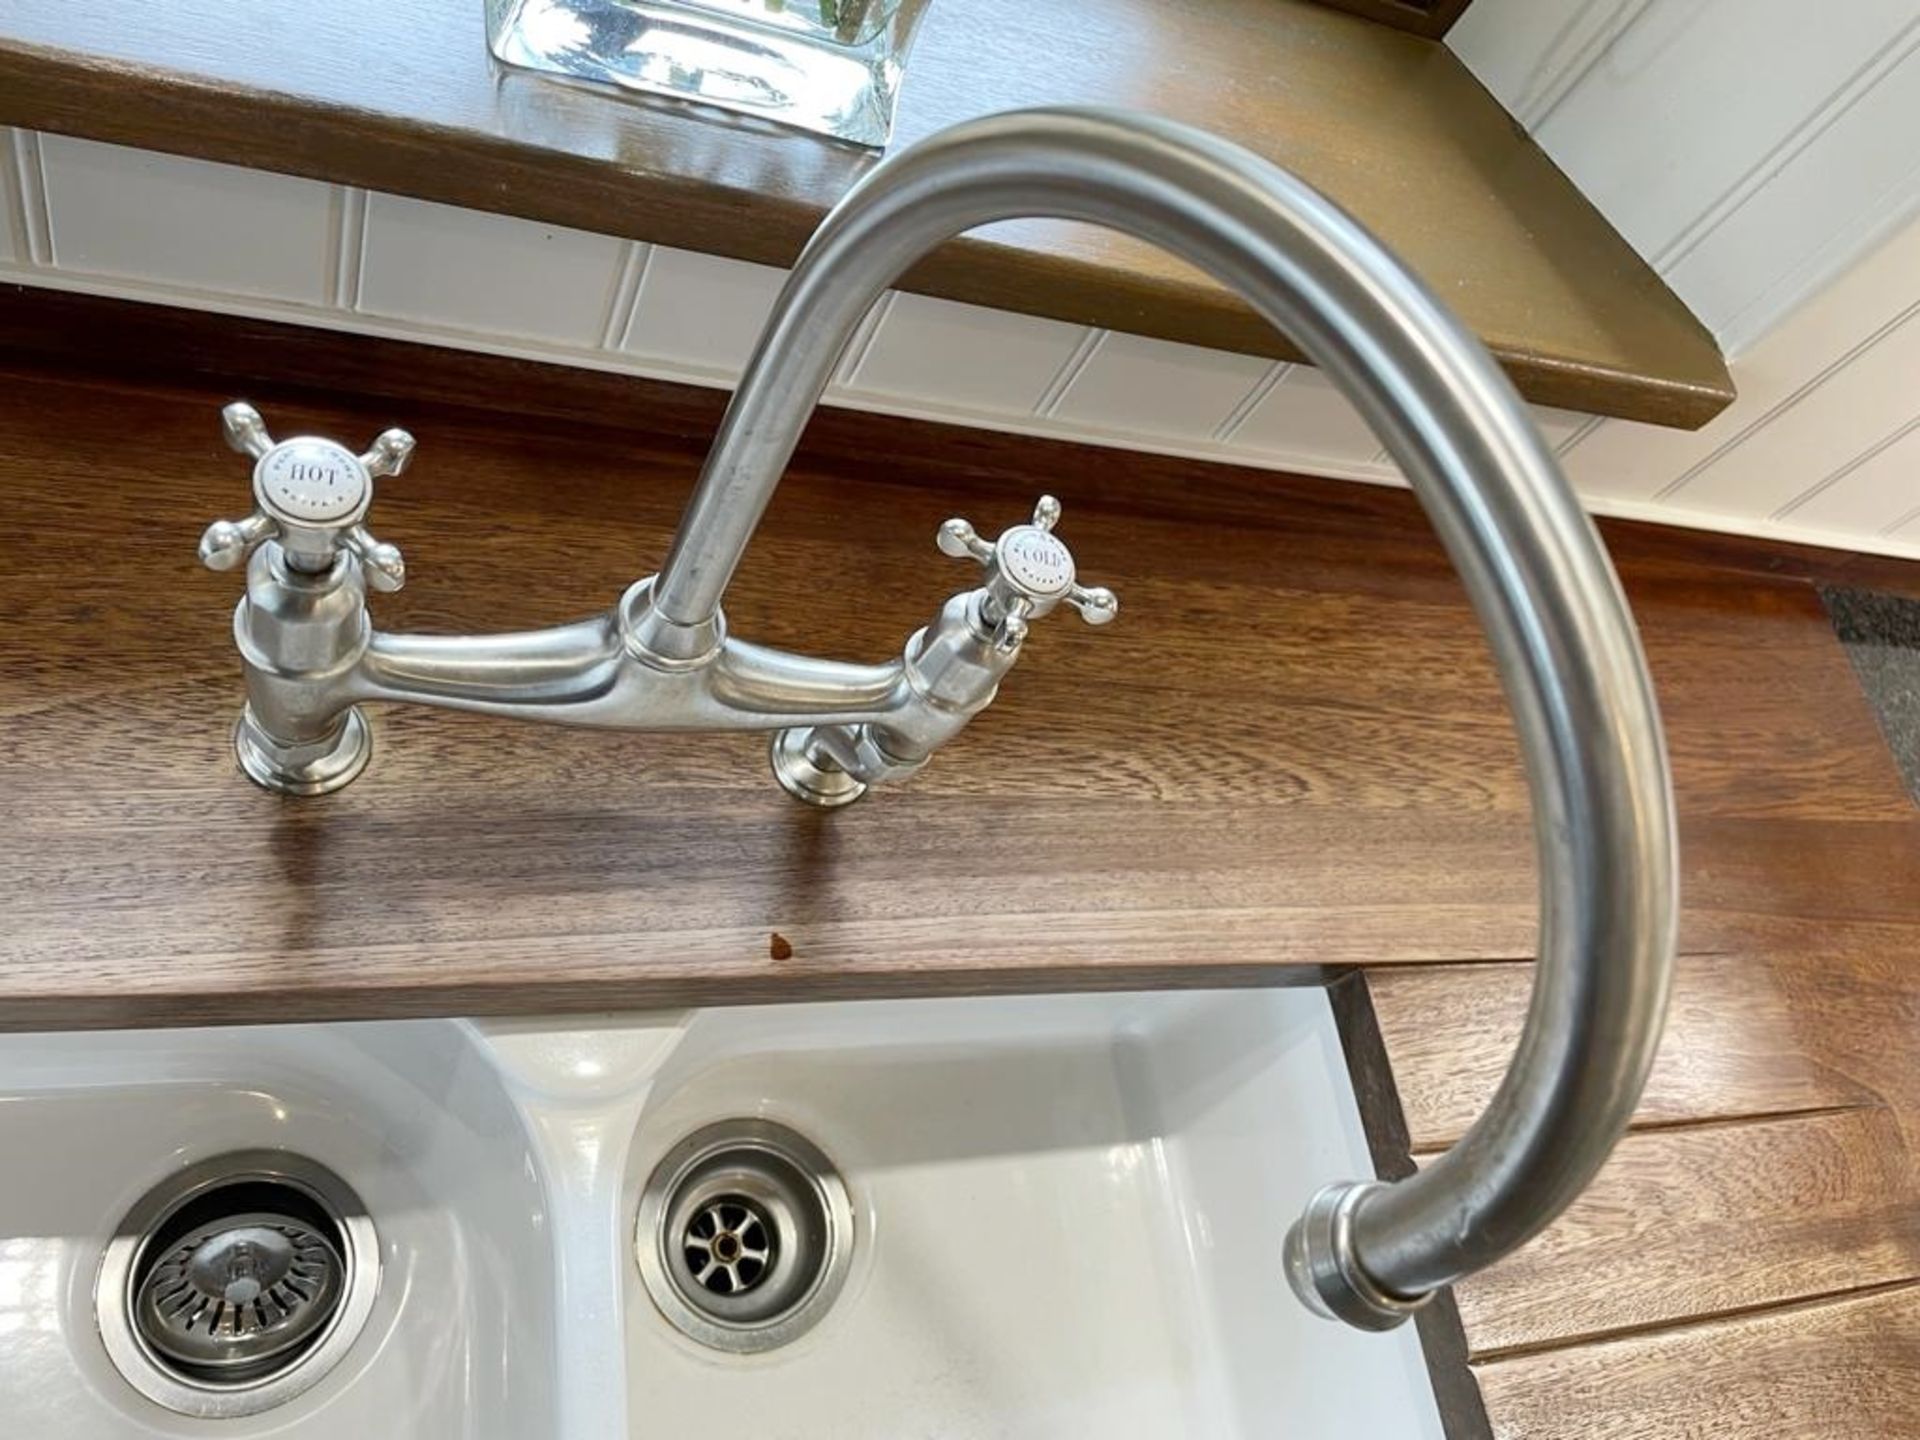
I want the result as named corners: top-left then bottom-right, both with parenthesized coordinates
top-left (0, 0), bottom-right (1732, 427)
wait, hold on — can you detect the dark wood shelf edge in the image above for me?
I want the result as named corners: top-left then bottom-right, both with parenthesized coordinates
top-left (0, 7), bottom-right (1735, 429)
top-left (1310, 0), bottom-right (1476, 39)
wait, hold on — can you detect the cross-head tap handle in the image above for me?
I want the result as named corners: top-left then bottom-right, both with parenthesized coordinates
top-left (198, 401), bottom-right (415, 590)
top-left (936, 495), bottom-right (1118, 653)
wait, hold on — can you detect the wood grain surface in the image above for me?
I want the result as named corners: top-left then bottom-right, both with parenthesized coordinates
top-left (1342, 934), bottom-right (1920, 1436)
top-left (2, 357), bottom-right (1916, 1037)
top-left (1371, 955), bottom-right (1883, 1148)
top-left (1448, 1105), bottom-right (1920, 1354)
top-left (0, 304), bottom-right (1916, 1440)
top-left (1309, 0), bottom-right (1475, 38)
top-left (0, 0), bottom-right (1732, 425)
top-left (1473, 1283), bottom-right (1920, 1440)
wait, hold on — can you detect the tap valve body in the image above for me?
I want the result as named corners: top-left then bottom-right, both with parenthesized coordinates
top-left (198, 402), bottom-right (417, 795)
top-left (198, 405), bottom-right (1118, 806)
top-left (767, 495), bottom-right (1118, 808)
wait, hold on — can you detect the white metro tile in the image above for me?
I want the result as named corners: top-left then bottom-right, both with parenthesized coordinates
top-left (1051, 333), bottom-right (1270, 442)
top-left (623, 247), bottom-right (788, 377)
top-left (39, 135), bottom-right (332, 302)
top-left (0, 131), bottom-right (20, 263)
top-left (357, 193), bottom-right (627, 347)
top-left (1229, 364), bottom-right (1378, 461)
top-left (849, 293), bottom-right (1088, 415)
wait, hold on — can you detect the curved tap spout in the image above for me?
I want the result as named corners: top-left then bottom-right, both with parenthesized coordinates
top-left (193, 106), bottom-right (1674, 1330)
top-left (635, 106), bottom-right (1677, 1329)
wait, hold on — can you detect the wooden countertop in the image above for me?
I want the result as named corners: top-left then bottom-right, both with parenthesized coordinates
top-left (2, 350), bottom-right (1909, 1029)
top-left (3, 316), bottom-right (1918, 1437)
top-left (0, 0), bottom-right (1732, 427)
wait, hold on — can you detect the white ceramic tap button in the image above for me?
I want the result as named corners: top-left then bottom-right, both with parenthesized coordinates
top-left (996, 525), bottom-right (1075, 596)
top-left (255, 439), bottom-right (370, 526)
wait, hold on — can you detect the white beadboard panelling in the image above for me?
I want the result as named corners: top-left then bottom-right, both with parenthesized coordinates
top-left (331, 188), bottom-right (368, 310)
top-left (1228, 365), bottom-right (1378, 461)
top-left (848, 293), bottom-right (1089, 415)
top-left (0, 130), bottom-right (20, 263)
top-left (1565, 212), bottom-right (1920, 504)
top-left (39, 136), bottom-right (334, 303)
top-left (1667, 23), bottom-right (1920, 354)
top-left (1561, 420), bottom-right (1691, 505)
top-left (623, 246), bottom-right (788, 377)
top-left (1448, 0), bottom-right (1650, 131)
top-left (1050, 333), bottom-right (1270, 442)
top-left (598, 243), bottom-right (651, 349)
top-left (6, 231), bottom-right (1920, 564)
top-left (1531, 1), bottom-right (1914, 265)
top-left (6, 130), bottom-right (47, 264)
top-left (1778, 419), bottom-right (1920, 534)
top-left (357, 193), bottom-right (628, 347)
top-left (1529, 406), bottom-right (1590, 453)
top-left (1452, 0), bottom-right (1920, 354)
top-left (1670, 308), bottom-right (1920, 521)
top-left (10, 124), bottom-right (1920, 564)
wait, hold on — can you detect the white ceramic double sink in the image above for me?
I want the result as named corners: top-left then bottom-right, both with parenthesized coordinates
top-left (0, 990), bottom-right (1445, 1437)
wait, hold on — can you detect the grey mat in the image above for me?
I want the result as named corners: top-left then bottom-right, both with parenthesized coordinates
top-left (1823, 585), bottom-right (1920, 807)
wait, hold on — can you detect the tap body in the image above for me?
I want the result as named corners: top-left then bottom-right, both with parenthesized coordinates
top-left (208, 386), bottom-right (1106, 803)
top-left (200, 107), bottom-right (1677, 1333)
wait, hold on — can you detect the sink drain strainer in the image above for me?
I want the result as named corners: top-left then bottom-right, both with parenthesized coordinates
top-left (96, 1151), bottom-right (379, 1418)
top-left (135, 1211), bottom-right (343, 1374)
top-left (683, 1194), bottom-right (776, 1296)
top-left (636, 1119), bottom-right (853, 1353)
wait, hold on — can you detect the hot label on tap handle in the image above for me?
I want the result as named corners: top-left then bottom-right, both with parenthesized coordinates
top-left (257, 440), bottom-right (368, 524)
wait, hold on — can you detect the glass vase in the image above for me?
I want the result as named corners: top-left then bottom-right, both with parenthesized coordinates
top-left (485, 0), bottom-right (935, 147)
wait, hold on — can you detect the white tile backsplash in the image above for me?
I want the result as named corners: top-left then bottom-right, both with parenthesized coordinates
top-left (8, 130), bottom-right (48, 266)
top-left (849, 293), bottom-right (1089, 415)
top-left (5, 124), bottom-right (1920, 563)
top-left (1673, 305), bottom-right (1920, 520)
top-left (0, 131), bottom-right (20, 264)
top-left (357, 192), bottom-right (628, 346)
top-left (1530, 405), bottom-right (1592, 451)
top-left (1657, 22), bottom-right (1920, 352)
top-left (1050, 333), bottom-right (1271, 441)
top-left (623, 247), bottom-right (788, 377)
top-left (1229, 365), bottom-right (1378, 460)
top-left (1778, 419), bottom-right (1920, 533)
top-left (39, 136), bottom-right (333, 302)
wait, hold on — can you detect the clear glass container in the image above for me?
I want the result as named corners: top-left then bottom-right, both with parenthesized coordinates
top-left (485, 0), bottom-right (935, 147)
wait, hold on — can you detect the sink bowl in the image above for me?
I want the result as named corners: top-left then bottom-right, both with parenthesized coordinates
top-left (0, 990), bottom-right (1443, 1437)
top-left (487, 988), bottom-right (1446, 1438)
top-left (0, 1021), bottom-right (556, 1436)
